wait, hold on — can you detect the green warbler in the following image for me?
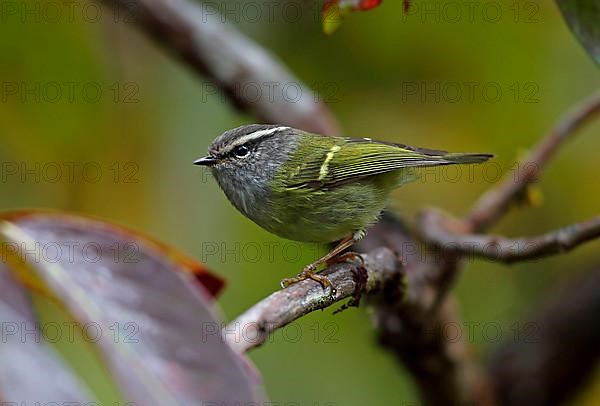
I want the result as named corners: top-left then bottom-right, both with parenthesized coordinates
top-left (194, 124), bottom-right (492, 291)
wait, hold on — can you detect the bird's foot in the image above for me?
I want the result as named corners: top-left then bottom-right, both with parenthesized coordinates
top-left (280, 265), bottom-right (335, 297)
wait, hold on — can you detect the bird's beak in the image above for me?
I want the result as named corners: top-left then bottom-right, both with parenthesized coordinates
top-left (193, 156), bottom-right (217, 166)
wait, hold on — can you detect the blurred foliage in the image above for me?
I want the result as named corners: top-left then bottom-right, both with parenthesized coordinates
top-left (1, 0), bottom-right (599, 404)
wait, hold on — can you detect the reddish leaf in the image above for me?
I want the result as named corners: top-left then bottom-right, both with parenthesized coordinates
top-left (2, 210), bottom-right (225, 297)
top-left (322, 0), bottom-right (383, 34)
top-left (360, 0), bottom-right (383, 10)
top-left (0, 211), bottom-right (263, 404)
top-left (0, 264), bottom-right (95, 404)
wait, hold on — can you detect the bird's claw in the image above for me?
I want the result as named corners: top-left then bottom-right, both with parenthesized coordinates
top-left (280, 268), bottom-right (336, 298)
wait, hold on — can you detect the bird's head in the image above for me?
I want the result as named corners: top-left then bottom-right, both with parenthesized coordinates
top-left (194, 124), bottom-right (301, 215)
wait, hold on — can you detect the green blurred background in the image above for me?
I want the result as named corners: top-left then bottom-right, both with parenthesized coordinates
top-left (2, 0), bottom-right (600, 404)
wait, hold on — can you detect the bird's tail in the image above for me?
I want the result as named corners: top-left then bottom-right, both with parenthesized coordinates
top-left (396, 152), bottom-right (494, 186)
top-left (442, 153), bottom-right (494, 164)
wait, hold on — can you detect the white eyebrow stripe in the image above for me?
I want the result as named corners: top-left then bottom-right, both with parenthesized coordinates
top-left (226, 126), bottom-right (290, 152)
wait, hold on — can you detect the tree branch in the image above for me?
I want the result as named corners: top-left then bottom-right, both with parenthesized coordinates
top-left (356, 215), bottom-right (481, 406)
top-left (102, 0), bottom-right (339, 135)
top-left (417, 92), bottom-right (600, 267)
top-left (224, 248), bottom-right (402, 354)
top-left (407, 92), bottom-right (600, 403)
top-left (419, 209), bottom-right (600, 264)
top-left (467, 91), bottom-right (600, 232)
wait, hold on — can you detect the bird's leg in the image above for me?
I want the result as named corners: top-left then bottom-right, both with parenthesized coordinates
top-left (326, 251), bottom-right (365, 267)
top-left (280, 230), bottom-right (366, 293)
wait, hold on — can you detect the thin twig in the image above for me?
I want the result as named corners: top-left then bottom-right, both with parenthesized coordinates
top-left (420, 209), bottom-right (600, 264)
top-left (102, 0), bottom-right (339, 135)
top-left (467, 91), bottom-right (600, 232)
top-left (418, 92), bottom-right (600, 264)
top-left (410, 92), bottom-right (600, 403)
top-left (224, 248), bottom-right (401, 354)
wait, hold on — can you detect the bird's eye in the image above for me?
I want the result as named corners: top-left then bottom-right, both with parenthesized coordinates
top-left (233, 145), bottom-right (249, 158)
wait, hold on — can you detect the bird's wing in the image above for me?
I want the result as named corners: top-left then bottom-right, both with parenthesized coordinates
top-left (281, 137), bottom-right (455, 189)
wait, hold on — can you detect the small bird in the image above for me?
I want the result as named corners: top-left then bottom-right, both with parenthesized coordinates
top-left (194, 124), bottom-right (492, 292)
